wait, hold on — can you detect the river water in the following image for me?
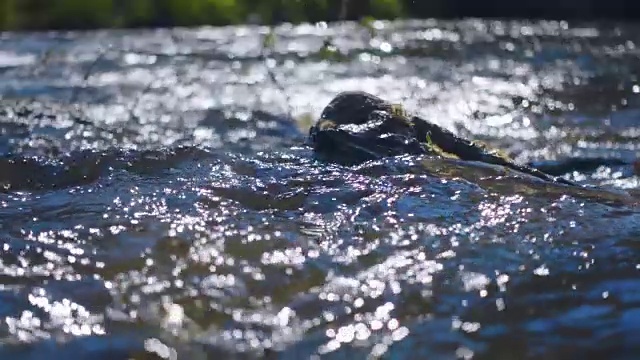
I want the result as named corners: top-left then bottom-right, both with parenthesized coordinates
top-left (1, 19), bottom-right (640, 359)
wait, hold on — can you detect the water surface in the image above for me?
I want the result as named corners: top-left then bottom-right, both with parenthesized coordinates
top-left (1, 19), bottom-right (640, 359)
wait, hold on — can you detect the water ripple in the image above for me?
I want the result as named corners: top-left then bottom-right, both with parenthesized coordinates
top-left (0, 19), bottom-right (640, 359)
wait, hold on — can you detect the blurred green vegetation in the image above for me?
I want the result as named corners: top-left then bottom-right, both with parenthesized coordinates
top-left (0, 0), bottom-right (407, 31)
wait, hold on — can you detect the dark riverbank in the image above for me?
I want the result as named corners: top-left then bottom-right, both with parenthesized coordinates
top-left (0, 0), bottom-right (638, 31)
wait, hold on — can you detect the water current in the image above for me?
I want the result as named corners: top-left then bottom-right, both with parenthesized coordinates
top-left (1, 19), bottom-right (640, 359)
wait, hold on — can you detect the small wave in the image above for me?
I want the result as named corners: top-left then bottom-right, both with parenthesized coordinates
top-left (0, 146), bottom-right (215, 192)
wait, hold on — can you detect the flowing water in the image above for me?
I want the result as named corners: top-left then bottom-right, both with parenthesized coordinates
top-left (1, 19), bottom-right (640, 359)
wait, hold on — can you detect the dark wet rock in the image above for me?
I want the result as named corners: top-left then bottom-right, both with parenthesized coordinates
top-left (310, 91), bottom-right (578, 186)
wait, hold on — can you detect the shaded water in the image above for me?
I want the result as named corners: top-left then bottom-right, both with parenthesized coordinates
top-left (1, 19), bottom-right (640, 359)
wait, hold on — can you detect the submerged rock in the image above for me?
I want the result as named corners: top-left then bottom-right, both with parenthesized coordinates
top-left (309, 91), bottom-right (577, 186)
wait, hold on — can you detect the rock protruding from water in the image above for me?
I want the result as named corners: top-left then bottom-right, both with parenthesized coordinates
top-left (310, 91), bottom-right (577, 186)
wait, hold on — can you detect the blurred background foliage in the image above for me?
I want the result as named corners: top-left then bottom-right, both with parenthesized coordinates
top-left (0, 0), bottom-right (405, 31)
top-left (0, 0), bottom-right (636, 31)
